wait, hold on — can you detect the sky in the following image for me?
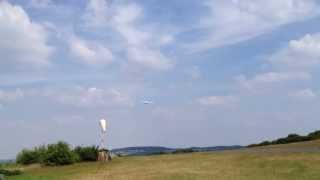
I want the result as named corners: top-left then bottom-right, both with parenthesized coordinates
top-left (1, 0), bottom-right (320, 159)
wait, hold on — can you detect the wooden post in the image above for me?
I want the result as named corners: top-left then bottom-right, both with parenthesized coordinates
top-left (98, 149), bottom-right (112, 162)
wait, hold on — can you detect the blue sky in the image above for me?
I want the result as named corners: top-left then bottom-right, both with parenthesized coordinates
top-left (1, 0), bottom-right (320, 159)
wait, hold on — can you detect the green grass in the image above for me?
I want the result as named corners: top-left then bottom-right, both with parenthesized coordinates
top-left (7, 140), bottom-right (320, 180)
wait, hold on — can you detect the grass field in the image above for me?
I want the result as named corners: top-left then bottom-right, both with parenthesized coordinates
top-left (7, 140), bottom-right (320, 180)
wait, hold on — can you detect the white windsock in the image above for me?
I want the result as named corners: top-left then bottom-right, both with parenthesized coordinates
top-left (99, 119), bottom-right (107, 132)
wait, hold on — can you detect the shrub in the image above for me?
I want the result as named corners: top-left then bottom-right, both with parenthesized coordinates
top-left (172, 148), bottom-right (194, 154)
top-left (16, 149), bottom-right (39, 165)
top-left (43, 141), bottom-right (78, 166)
top-left (0, 169), bottom-right (22, 176)
top-left (259, 141), bottom-right (271, 146)
top-left (15, 141), bottom-right (109, 166)
top-left (34, 145), bottom-right (47, 164)
top-left (247, 144), bottom-right (258, 147)
top-left (16, 145), bottom-right (47, 165)
top-left (74, 146), bottom-right (98, 162)
top-left (308, 130), bottom-right (320, 140)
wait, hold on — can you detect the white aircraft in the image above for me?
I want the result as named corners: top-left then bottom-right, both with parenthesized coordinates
top-left (142, 100), bottom-right (153, 105)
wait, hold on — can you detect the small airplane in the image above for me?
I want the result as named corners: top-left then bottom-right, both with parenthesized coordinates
top-left (142, 100), bottom-right (153, 105)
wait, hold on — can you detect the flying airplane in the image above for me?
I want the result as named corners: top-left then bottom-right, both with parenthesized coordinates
top-left (142, 100), bottom-right (153, 105)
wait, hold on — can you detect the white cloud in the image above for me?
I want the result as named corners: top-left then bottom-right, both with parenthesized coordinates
top-left (0, 1), bottom-right (53, 71)
top-left (45, 87), bottom-right (134, 108)
top-left (240, 71), bottom-right (310, 84)
top-left (82, 0), bottom-right (109, 28)
top-left (127, 47), bottom-right (172, 70)
top-left (270, 33), bottom-right (320, 68)
top-left (289, 89), bottom-right (317, 100)
top-left (0, 86), bottom-right (134, 108)
top-left (82, 0), bottom-right (173, 71)
top-left (237, 33), bottom-right (320, 92)
top-left (252, 72), bottom-right (302, 83)
top-left (69, 36), bottom-right (113, 66)
top-left (29, 0), bottom-right (52, 8)
top-left (111, 3), bottom-right (146, 46)
top-left (237, 72), bottom-right (311, 91)
top-left (197, 95), bottom-right (239, 106)
top-left (189, 0), bottom-right (320, 51)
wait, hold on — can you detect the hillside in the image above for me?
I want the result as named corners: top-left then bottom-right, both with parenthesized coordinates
top-left (246, 139), bottom-right (320, 153)
top-left (7, 140), bottom-right (320, 180)
top-left (249, 130), bottom-right (320, 147)
top-left (112, 145), bottom-right (243, 156)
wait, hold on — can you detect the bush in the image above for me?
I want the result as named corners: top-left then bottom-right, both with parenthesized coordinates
top-left (259, 141), bottom-right (271, 146)
top-left (74, 146), bottom-right (98, 162)
top-left (308, 130), bottom-right (320, 140)
top-left (16, 145), bottom-right (47, 165)
top-left (34, 145), bottom-right (47, 163)
top-left (0, 169), bottom-right (23, 176)
top-left (172, 148), bottom-right (194, 154)
top-left (15, 141), bottom-right (100, 166)
top-left (16, 149), bottom-right (39, 165)
top-left (43, 142), bottom-right (78, 166)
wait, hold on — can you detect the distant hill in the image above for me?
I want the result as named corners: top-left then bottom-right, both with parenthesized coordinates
top-left (111, 145), bottom-right (243, 156)
top-left (112, 146), bottom-right (174, 156)
top-left (189, 146), bottom-right (243, 152)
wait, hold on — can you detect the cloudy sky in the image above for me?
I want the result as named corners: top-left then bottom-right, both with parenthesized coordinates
top-left (2, 0), bottom-right (320, 159)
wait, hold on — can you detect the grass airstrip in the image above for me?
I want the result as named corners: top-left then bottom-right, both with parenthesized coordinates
top-left (7, 140), bottom-right (320, 180)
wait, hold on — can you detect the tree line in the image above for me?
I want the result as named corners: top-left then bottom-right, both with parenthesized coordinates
top-left (248, 130), bottom-right (320, 147)
top-left (16, 141), bottom-right (99, 166)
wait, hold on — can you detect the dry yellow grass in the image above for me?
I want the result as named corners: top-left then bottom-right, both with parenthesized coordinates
top-left (8, 140), bottom-right (320, 180)
top-left (70, 151), bottom-right (320, 180)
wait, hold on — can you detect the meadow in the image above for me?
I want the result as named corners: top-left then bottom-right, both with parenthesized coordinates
top-left (7, 140), bottom-right (320, 180)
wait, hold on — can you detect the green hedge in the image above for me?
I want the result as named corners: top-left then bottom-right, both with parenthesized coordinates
top-left (43, 142), bottom-right (78, 166)
top-left (0, 169), bottom-right (22, 176)
top-left (73, 146), bottom-right (98, 162)
top-left (16, 142), bottom-right (100, 166)
top-left (16, 145), bottom-right (46, 165)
